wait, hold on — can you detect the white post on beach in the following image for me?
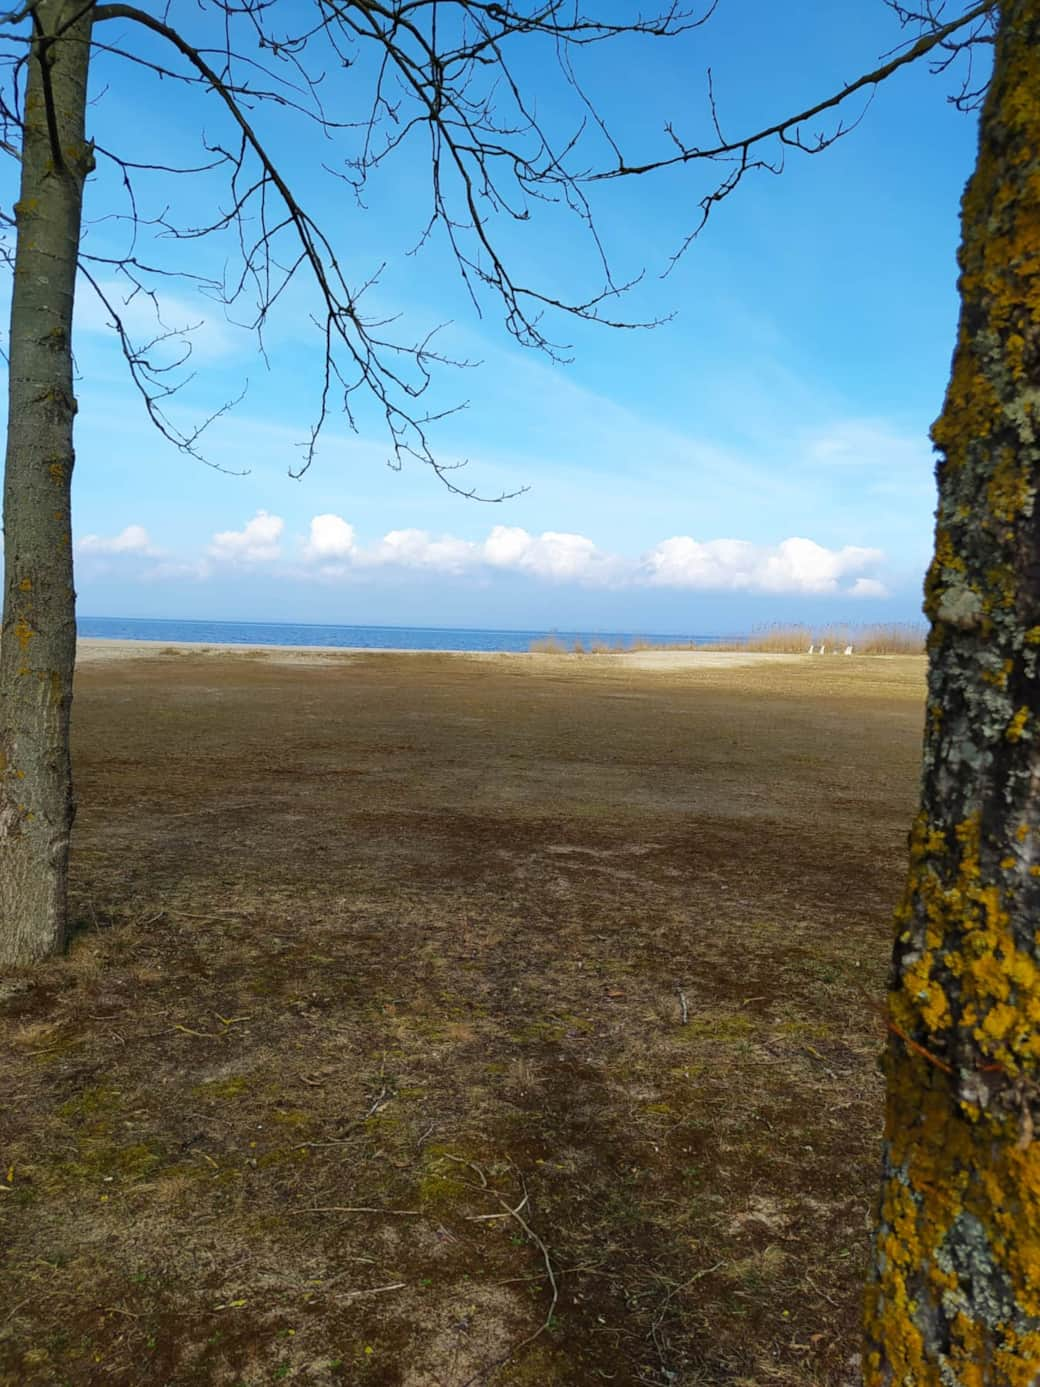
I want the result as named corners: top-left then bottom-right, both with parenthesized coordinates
top-left (844, 644), bottom-right (854, 656)
top-left (819, 645), bottom-right (826, 656)
top-left (808, 644), bottom-right (815, 655)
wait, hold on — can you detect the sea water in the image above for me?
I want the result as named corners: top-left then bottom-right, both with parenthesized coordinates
top-left (77, 616), bottom-right (742, 653)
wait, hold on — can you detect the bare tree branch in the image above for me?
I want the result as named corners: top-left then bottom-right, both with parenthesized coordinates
top-left (77, 259), bottom-right (250, 474)
top-left (0, 0), bottom-right (996, 490)
top-left (587, 0), bottom-right (997, 257)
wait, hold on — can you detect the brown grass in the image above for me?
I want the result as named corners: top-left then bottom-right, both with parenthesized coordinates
top-left (0, 649), bottom-right (926, 1386)
top-left (700, 624), bottom-right (814, 654)
top-left (701, 624), bottom-right (926, 656)
top-left (534, 623), bottom-right (928, 657)
top-left (851, 624), bottom-right (927, 655)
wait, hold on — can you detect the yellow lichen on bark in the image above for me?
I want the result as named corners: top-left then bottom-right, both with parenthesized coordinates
top-left (867, 1050), bottom-right (1040, 1385)
top-left (894, 809), bottom-right (1040, 1070)
top-left (1006, 707), bottom-right (1030, 741)
top-left (988, 450), bottom-right (1033, 526)
top-left (867, 2), bottom-right (1040, 1381)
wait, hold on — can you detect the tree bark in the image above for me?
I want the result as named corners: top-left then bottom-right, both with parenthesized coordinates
top-left (0, 1), bottom-right (93, 969)
top-left (865, 2), bottom-right (1040, 1382)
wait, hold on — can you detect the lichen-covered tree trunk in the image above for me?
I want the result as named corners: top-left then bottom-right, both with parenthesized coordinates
top-left (0, 2), bottom-right (93, 969)
top-left (864, 3), bottom-right (1040, 1382)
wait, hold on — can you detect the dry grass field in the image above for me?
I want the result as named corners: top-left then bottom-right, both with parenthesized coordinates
top-left (0, 647), bottom-right (927, 1387)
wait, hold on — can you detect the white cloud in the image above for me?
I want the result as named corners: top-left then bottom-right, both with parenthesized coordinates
top-left (96, 508), bottom-right (889, 598)
top-left (77, 524), bottom-right (157, 556)
top-left (303, 513), bottom-right (356, 561)
top-left (347, 524), bottom-right (881, 594)
top-left (367, 528), bottom-right (478, 573)
top-left (337, 523), bottom-right (620, 583)
top-left (643, 535), bottom-right (883, 595)
top-left (482, 525), bottom-right (613, 582)
top-left (758, 538), bottom-right (883, 594)
top-left (849, 577), bottom-right (890, 599)
top-left (643, 537), bottom-right (755, 590)
top-left (209, 510), bottom-right (284, 563)
top-left (482, 524), bottom-right (532, 569)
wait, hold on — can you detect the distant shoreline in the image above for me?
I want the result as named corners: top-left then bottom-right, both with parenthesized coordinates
top-left (75, 616), bottom-right (737, 655)
top-left (73, 638), bottom-right (921, 671)
top-left (74, 616), bottom-right (927, 657)
top-left (76, 637), bottom-right (480, 664)
top-left (77, 636), bottom-right (442, 658)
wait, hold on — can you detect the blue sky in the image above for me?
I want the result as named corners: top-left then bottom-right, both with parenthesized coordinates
top-left (3, 2), bottom-right (989, 632)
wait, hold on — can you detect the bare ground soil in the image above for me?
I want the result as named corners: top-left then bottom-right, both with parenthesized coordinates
top-left (0, 650), bottom-right (926, 1387)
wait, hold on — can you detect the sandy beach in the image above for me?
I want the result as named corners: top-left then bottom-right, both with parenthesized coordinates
top-left (77, 635), bottom-right (809, 670)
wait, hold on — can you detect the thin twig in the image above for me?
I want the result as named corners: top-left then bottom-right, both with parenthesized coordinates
top-left (441, 1155), bottom-right (559, 1387)
top-left (296, 1205), bottom-right (421, 1216)
top-left (465, 1191), bottom-right (530, 1222)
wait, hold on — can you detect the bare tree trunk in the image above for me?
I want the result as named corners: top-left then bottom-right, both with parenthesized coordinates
top-left (864, 2), bottom-right (1040, 1381)
top-left (0, 1), bottom-right (93, 969)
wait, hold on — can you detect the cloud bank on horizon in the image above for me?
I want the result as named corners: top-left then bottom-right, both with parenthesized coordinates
top-left (75, 510), bottom-right (890, 598)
